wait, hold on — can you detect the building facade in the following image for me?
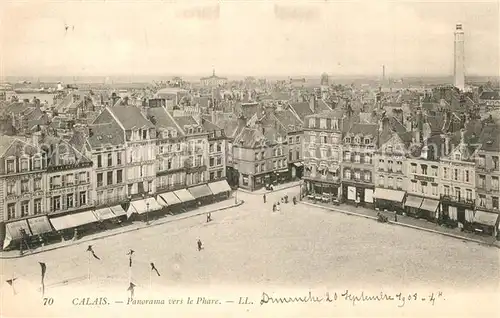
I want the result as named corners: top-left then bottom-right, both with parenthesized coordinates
top-left (302, 111), bottom-right (345, 201)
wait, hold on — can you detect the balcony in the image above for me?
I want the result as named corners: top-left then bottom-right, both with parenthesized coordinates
top-left (95, 195), bottom-right (127, 208)
top-left (157, 182), bottom-right (186, 193)
top-left (440, 194), bottom-right (475, 208)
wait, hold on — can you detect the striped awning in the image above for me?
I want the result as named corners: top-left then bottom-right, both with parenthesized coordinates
top-left (473, 211), bottom-right (499, 226)
top-left (174, 189), bottom-right (196, 203)
top-left (420, 199), bottom-right (440, 213)
top-left (27, 216), bottom-right (53, 235)
top-left (373, 188), bottom-right (405, 203)
top-left (6, 220), bottom-right (32, 240)
top-left (50, 211), bottom-right (99, 231)
top-left (159, 192), bottom-right (182, 206)
top-left (93, 208), bottom-right (116, 221)
top-left (208, 180), bottom-right (231, 195)
top-left (405, 195), bottom-right (423, 209)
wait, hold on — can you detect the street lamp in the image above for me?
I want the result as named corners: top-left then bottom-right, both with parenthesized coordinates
top-left (146, 202), bottom-right (150, 225)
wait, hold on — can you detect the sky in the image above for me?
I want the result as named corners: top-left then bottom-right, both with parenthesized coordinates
top-left (0, 0), bottom-right (498, 78)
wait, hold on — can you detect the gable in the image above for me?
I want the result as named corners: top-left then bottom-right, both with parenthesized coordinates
top-left (380, 133), bottom-right (407, 153)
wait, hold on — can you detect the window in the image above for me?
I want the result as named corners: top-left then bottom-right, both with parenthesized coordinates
top-left (396, 161), bottom-right (402, 172)
top-left (493, 156), bottom-right (499, 170)
top-left (21, 201), bottom-right (29, 217)
top-left (420, 181), bottom-right (427, 194)
top-left (177, 143), bottom-right (181, 151)
top-left (210, 144), bottom-right (214, 153)
top-left (217, 143), bottom-right (221, 152)
top-left (97, 154), bottom-right (102, 168)
top-left (142, 130), bottom-right (147, 140)
top-left (50, 176), bottom-right (61, 189)
top-left (79, 191), bottom-right (87, 206)
top-left (296, 150), bottom-right (300, 160)
top-left (288, 137), bottom-right (293, 145)
top-left (66, 173), bottom-right (74, 185)
top-left (388, 177), bottom-right (394, 188)
top-left (289, 150), bottom-right (293, 161)
top-left (210, 157), bottom-right (215, 167)
top-left (388, 160), bottom-right (393, 172)
top-left (354, 171), bottom-right (361, 180)
top-left (34, 199), bottom-right (42, 214)
top-left (378, 176), bottom-right (385, 186)
top-left (309, 118), bottom-right (315, 128)
top-left (7, 181), bottom-right (16, 195)
top-left (466, 189), bottom-right (472, 201)
top-left (107, 171), bottom-right (113, 185)
top-left (296, 136), bottom-right (300, 144)
top-left (261, 163), bottom-right (265, 172)
top-left (255, 164), bottom-right (260, 173)
top-left (432, 183), bottom-right (438, 195)
top-left (321, 149), bottom-right (327, 159)
top-left (21, 180), bottom-right (29, 193)
top-left (444, 185), bottom-right (450, 196)
top-left (454, 154), bottom-right (461, 161)
top-left (421, 164), bottom-right (428, 175)
top-left (354, 153), bottom-right (361, 163)
top-left (364, 171), bottom-right (371, 182)
top-left (6, 159), bottom-right (15, 173)
top-left (117, 170), bottom-right (123, 183)
top-left (478, 155), bottom-right (485, 167)
top-left (396, 178), bottom-right (403, 190)
top-left (261, 151), bottom-right (265, 159)
top-left (345, 137), bottom-right (351, 144)
top-left (454, 169), bottom-right (459, 181)
top-left (7, 203), bottom-right (15, 220)
top-left (364, 138), bottom-right (371, 144)
top-left (217, 157), bottom-right (222, 165)
top-left (97, 173), bottom-right (103, 187)
top-left (128, 184), bottom-right (133, 195)
top-left (116, 152), bottom-right (122, 166)
top-left (465, 170), bottom-right (470, 182)
top-left (344, 169), bottom-right (351, 179)
top-left (52, 196), bottom-right (61, 211)
top-left (491, 176), bottom-right (499, 190)
top-left (344, 151), bottom-right (351, 161)
top-left (320, 118), bottom-right (327, 129)
top-left (107, 153), bottom-right (112, 166)
top-left (443, 167), bottom-right (448, 179)
top-left (20, 158), bottom-right (29, 172)
top-left (210, 172), bottom-right (215, 180)
top-left (67, 194), bottom-right (74, 208)
top-left (321, 136), bottom-right (327, 144)
top-left (431, 166), bottom-right (438, 177)
top-left (455, 187), bottom-right (461, 199)
top-left (411, 163), bottom-right (417, 173)
top-left (478, 194), bottom-right (486, 207)
top-left (34, 157), bottom-right (42, 170)
top-left (217, 170), bottom-right (222, 178)
top-left (493, 197), bottom-right (499, 210)
top-left (364, 154), bottom-right (372, 164)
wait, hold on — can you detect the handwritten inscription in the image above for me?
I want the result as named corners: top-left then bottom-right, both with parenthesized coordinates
top-left (260, 290), bottom-right (445, 307)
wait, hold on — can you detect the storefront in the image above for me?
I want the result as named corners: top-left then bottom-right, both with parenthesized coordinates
top-left (208, 180), bottom-right (232, 201)
top-left (3, 219), bottom-right (32, 250)
top-left (471, 210), bottom-right (499, 236)
top-left (274, 168), bottom-right (289, 184)
top-left (188, 184), bottom-right (214, 205)
top-left (173, 189), bottom-right (196, 208)
top-left (418, 198), bottom-right (440, 221)
top-left (49, 210), bottom-right (99, 239)
top-left (126, 197), bottom-right (163, 220)
top-left (291, 162), bottom-right (303, 180)
top-left (305, 180), bottom-right (340, 203)
top-left (341, 181), bottom-right (374, 207)
top-left (440, 196), bottom-right (475, 229)
top-left (404, 195), bottom-right (423, 217)
top-left (373, 188), bottom-right (405, 213)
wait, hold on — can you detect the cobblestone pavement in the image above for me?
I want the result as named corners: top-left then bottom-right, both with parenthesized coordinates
top-left (1, 186), bottom-right (498, 317)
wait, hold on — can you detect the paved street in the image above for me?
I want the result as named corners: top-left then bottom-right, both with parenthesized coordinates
top-left (1, 186), bottom-right (498, 317)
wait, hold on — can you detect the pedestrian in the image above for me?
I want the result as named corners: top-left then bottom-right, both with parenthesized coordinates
top-left (206, 213), bottom-right (211, 223)
top-left (263, 194), bottom-right (266, 203)
top-left (197, 239), bottom-right (203, 251)
top-left (394, 213), bottom-right (398, 222)
top-left (272, 203), bottom-right (276, 212)
top-left (277, 203), bottom-right (281, 212)
top-left (293, 196), bottom-right (297, 205)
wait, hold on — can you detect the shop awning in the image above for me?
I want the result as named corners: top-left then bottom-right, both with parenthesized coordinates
top-left (129, 198), bottom-right (163, 215)
top-left (208, 180), bottom-right (231, 195)
top-left (93, 208), bottom-right (116, 221)
top-left (157, 195), bottom-right (169, 206)
top-left (110, 205), bottom-right (126, 217)
top-left (126, 204), bottom-right (137, 219)
top-left (420, 199), bottom-right (440, 212)
top-left (373, 188), bottom-right (405, 203)
top-left (174, 189), bottom-right (195, 203)
top-left (28, 216), bottom-right (53, 235)
top-left (405, 195), bottom-right (423, 209)
top-left (473, 211), bottom-right (499, 226)
top-left (50, 211), bottom-right (99, 231)
top-left (6, 220), bottom-right (32, 240)
top-left (189, 184), bottom-right (213, 199)
top-left (160, 192), bottom-right (182, 206)
top-left (293, 162), bottom-right (303, 167)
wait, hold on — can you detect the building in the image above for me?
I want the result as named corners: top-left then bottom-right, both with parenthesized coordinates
top-left (302, 110), bottom-right (347, 201)
top-left (200, 70), bottom-right (228, 87)
top-left (439, 130), bottom-right (476, 226)
top-left (147, 107), bottom-right (186, 193)
top-left (233, 124), bottom-right (287, 190)
top-left (454, 23), bottom-right (465, 91)
top-left (474, 123), bottom-right (500, 235)
top-left (373, 120), bottom-right (411, 213)
top-left (0, 135), bottom-right (48, 249)
top-left (43, 137), bottom-right (93, 220)
top-left (201, 119), bottom-right (227, 182)
top-left (341, 123), bottom-right (378, 206)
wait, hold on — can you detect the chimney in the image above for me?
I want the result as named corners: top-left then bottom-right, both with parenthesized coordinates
top-left (211, 110), bottom-right (216, 123)
top-left (32, 131), bottom-right (41, 147)
top-left (460, 129), bottom-right (465, 144)
top-left (405, 116), bottom-right (412, 132)
top-left (445, 134), bottom-right (450, 156)
top-left (378, 118), bottom-right (384, 133)
top-left (309, 95), bottom-right (316, 113)
top-left (413, 126), bottom-right (421, 144)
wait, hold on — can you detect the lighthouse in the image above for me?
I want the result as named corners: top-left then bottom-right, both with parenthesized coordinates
top-left (453, 23), bottom-right (465, 91)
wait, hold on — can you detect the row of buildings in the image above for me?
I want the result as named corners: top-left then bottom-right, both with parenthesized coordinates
top-left (303, 108), bottom-right (500, 235)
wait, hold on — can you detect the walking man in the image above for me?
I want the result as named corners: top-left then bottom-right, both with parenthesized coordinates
top-left (197, 239), bottom-right (203, 251)
top-left (206, 212), bottom-right (212, 223)
top-left (263, 194), bottom-right (266, 203)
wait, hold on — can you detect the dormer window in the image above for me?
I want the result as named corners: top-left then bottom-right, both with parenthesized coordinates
top-left (345, 137), bottom-right (351, 144)
top-left (354, 137), bottom-right (361, 144)
top-left (455, 154), bottom-right (461, 161)
top-left (309, 118), bottom-right (315, 128)
top-left (33, 156), bottom-right (42, 170)
top-left (172, 130), bottom-right (177, 138)
top-left (189, 128), bottom-right (193, 134)
top-left (97, 136), bottom-right (103, 140)
top-left (6, 158), bottom-right (15, 173)
top-left (364, 138), bottom-right (371, 144)
top-left (333, 120), bottom-right (339, 130)
top-left (20, 157), bottom-right (29, 172)
top-left (142, 129), bottom-right (147, 140)
top-left (198, 127), bottom-right (202, 133)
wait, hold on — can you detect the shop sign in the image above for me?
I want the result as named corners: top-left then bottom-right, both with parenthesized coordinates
top-left (414, 175), bottom-right (434, 182)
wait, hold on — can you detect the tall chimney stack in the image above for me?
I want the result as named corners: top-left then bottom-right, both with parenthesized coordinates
top-left (454, 23), bottom-right (465, 91)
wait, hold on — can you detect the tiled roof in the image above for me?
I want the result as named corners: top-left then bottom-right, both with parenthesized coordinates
top-left (307, 109), bottom-right (345, 119)
top-left (273, 109), bottom-right (303, 132)
top-left (108, 106), bottom-right (154, 130)
top-left (147, 107), bottom-right (184, 135)
top-left (234, 126), bottom-right (281, 148)
top-left (43, 136), bottom-right (92, 167)
top-left (480, 91), bottom-right (500, 100)
top-left (347, 123), bottom-right (378, 137)
top-left (478, 123), bottom-right (500, 152)
top-left (174, 115), bottom-right (198, 127)
top-left (0, 135), bottom-right (17, 157)
top-left (201, 119), bottom-right (222, 132)
top-left (88, 109), bottom-right (125, 148)
top-left (289, 102), bottom-right (313, 119)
